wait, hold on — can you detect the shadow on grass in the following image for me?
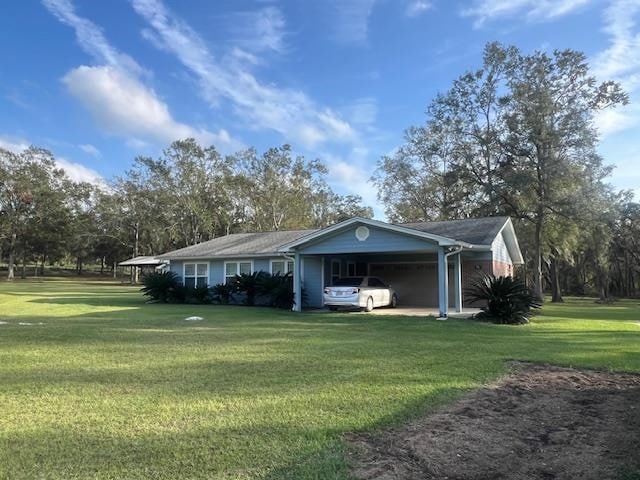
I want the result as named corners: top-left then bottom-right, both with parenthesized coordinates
top-left (1, 382), bottom-right (472, 480)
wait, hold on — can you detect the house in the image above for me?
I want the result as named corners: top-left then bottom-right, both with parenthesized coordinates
top-left (158, 216), bottom-right (523, 317)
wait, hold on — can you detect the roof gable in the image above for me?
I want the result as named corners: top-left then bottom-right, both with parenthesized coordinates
top-left (278, 217), bottom-right (462, 252)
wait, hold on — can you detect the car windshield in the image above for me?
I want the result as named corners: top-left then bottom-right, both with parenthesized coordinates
top-left (333, 277), bottom-right (364, 286)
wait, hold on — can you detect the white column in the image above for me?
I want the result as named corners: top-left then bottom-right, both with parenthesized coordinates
top-left (454, 252), bottom-right (462, 313)
top-left (437, 247), bottom-right (448, 318)
top-left (293, 252), bottom-right (302, 312)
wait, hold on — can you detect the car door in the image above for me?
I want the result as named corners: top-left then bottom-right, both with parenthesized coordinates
top-left (367, 277), bottom-right (387, 306)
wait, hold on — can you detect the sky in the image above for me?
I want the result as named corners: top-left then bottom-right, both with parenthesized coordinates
top-left (0, 0), bottom-right (639, 218)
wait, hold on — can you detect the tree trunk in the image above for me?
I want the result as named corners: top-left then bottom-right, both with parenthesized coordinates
top-left (100, 256), bottom-right (105, 275)
top-left (132, 222), bottom-right (140, 284)
top-left (113, 261), bottom-right (117, 279)
top-left (533, 216), bottom-right (544, 300)
top-left (21, 254), bottom-right (26, 279)
top-left (40, 254), bottom-right (46, 276)
top-left (7, 232), bottom-right (16, 280)
top-left (550, 257), bottom-right (563, 303)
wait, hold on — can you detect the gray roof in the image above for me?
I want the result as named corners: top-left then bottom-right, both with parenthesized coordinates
top-left (158, 229), bottom-right (317, 259)
top-left (159, 217), bottom-right (509, 259)
top-left (399, 216), bottom-right (509, 245)
top-left (118, 256), bottom-right (168, 267)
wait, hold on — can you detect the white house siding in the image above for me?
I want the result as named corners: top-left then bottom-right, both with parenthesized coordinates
top-left (491, 231), bottom-right (514, 277)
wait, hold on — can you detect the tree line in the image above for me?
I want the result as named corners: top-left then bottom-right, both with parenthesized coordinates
top-left (373, 42), bottom-right (637, 301)
top-left (2, 41), bottom-right (638, 301)
top-left (0, 141), bottom-right (372, 280)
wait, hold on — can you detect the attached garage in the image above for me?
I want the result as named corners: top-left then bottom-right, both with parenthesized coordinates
top-left (368, 262), bottom-right (455, 307)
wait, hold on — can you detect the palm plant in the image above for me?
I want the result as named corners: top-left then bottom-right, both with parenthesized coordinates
top-left (140, 271), bottom-right (180, 303)
top-left (257, 272), bottom-right (295, 309)
top-left (190, 284), bottom-right (211, 304)
top-left (210, 283), bottom-right (234, 305)
top-left (232, 271), bottom-right (266, 306)
top-left (465, 275), bottom-right (541, 324)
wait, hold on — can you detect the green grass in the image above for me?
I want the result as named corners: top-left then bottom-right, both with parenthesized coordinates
top-left (1, 279), bottom-right (639, 479)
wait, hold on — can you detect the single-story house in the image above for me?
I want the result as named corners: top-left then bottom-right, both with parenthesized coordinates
top-left (158, 216), bottom-right (523, 317)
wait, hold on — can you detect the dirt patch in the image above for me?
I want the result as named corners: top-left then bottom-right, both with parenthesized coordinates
top-left (348, 363), bottom-right (640, 480)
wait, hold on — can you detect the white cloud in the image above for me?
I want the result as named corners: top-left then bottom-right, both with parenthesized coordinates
top-left (593, 0), bottom-right (640, 83)
top-left (62, 65), bottom-right (237, 148)
top-left (78, 143), bottom-right (100, 156)
top-left (329, 0), bottom-right (376, 44)
top-left (43, 0), bottom-right (242, 151)
top-left (592, 0), bottom-right (640, 137)
top-left (462, 0), bottom-right (591, 27)
top-left (0, 135), bottom-right (104, 184)
top-left (406, 1), bottom-right (432, 17)
top-left (345, 97), bottom-right (378, 127)
top-left (131, 0), bottom-right (357, 149)
top-left (0, 136), bottom-right (30, 153)
top-left (324, 148), bottom-right (383, 218)
top-left (56, 157), bottom-right (104, 184)
top-left (42, 0), bottom-right (144, 74)
top-left (228, 6), bottom-right (287, 54)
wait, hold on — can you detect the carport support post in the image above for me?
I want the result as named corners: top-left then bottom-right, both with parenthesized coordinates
top-left (293, 252), bottom-right (302, 312)
top-left (454, 252), bottom-right (462, 313)
top-left (437, 247), bottom-right (448, 319)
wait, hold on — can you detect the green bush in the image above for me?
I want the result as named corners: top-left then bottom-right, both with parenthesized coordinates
top-left (169, 284), bottom-right (188, 304)
top-left (211, 283), bottom-right (234, 304)
top-left (232, 272), bottom-right (266, 306)
top-left (140, 271), bottom-right (180, 303)
top-left (257, 272), bottom-right (295, 309)
top-left (465, 275), bottom-right (541, 325)
top-left (190, 284), bottom-right (211, 304)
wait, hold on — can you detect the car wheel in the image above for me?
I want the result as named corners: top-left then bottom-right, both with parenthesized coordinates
top-left (328, 306), bottom-right (338, 311)
top-left (390, 294), bottom-right (398, 308)
top-left (365, 296), bottom-right (374, 312)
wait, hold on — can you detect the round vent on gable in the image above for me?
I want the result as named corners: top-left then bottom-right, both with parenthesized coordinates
top-left (355, 226), bottom-right (370, 241)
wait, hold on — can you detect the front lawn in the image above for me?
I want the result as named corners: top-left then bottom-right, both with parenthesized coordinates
top-left (0, 279), bottom-right (639, 479)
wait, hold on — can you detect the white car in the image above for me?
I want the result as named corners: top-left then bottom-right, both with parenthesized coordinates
top-left (323, 276), bottom-right (398, 312)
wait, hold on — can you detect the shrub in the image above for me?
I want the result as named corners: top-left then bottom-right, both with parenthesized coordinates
top-left (140, 271), bottom-right (180, 303)
top-left (168, 284), bottom-right (188, 304)
top-left (465, 275), bottom-right (541, 325)
top-left (232, 272), bottom-right (266, 306)
top-left (257, 272), bottom-right (295, 309)
top-left (211, 283), bottom-right (234, 304)
top-left (190, 284), bottom-right (211, 304)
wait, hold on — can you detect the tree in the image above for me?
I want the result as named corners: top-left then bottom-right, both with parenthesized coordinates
top-left (374, 43), bottom-right (628, 300)
top-left (0, 147), bottom-right (72, 280)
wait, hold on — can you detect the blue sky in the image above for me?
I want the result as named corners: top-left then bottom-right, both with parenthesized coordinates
top-left (1, 0), bottom-right (638, 218)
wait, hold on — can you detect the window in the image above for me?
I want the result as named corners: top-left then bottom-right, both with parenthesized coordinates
top-left (225, 261), bottom-right (253, 283)
top-left (347, 262), bottom-right (356, 277)
top-left (347, 261), bottom-right (368, 277)
top-left (331, 259), bottom-right (341, 284)
top-left (270, 259), bottom-right (294, 275)
top-left (184, 263), bottom-right (208, 288)
top-left (367, 277), bottom-right (386, 288)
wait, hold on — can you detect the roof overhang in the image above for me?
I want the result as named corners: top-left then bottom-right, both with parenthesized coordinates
top-left (158, 253), bottom-right (281, 261)
top-left (118, 256), bottom-right (168, 267)
top-left (278, 217), bottom-right (471, 252)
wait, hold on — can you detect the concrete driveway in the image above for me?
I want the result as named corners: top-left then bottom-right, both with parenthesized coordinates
top-left (310, 307), bottom-right (480, 318)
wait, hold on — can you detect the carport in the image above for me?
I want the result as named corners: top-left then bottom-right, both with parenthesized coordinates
top-left (279, 218), bottom-right (473, 318)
